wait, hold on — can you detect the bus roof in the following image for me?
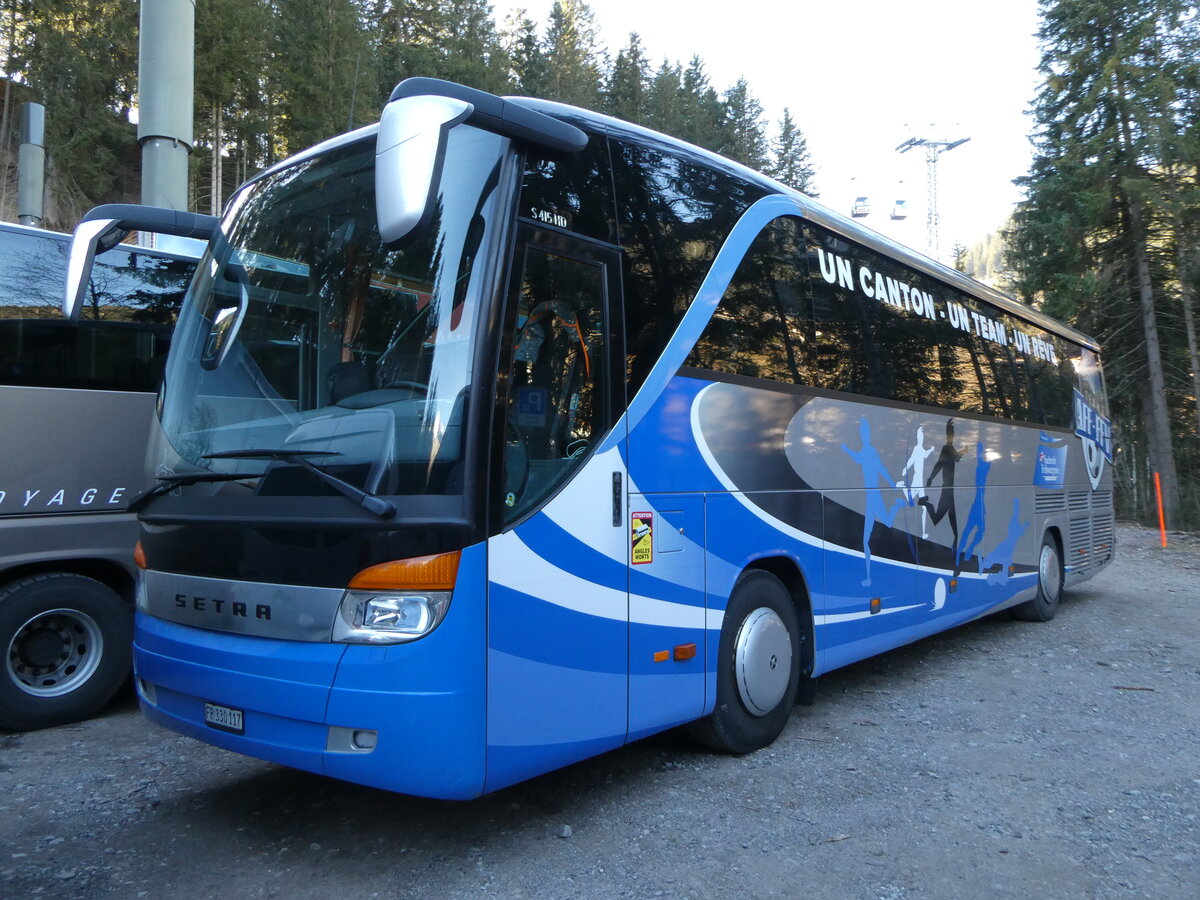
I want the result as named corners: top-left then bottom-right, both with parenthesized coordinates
top-left (511, 97), bottom-right (1100, 353)
top-left (237, 94), bottom-right (1099, 355)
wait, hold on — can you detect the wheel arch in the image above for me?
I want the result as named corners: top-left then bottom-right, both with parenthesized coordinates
top-left (1040, 524), bottom-right (1065, 573)
top-left (0, 558), bottom-right (136, 607)
top-left (742, 554), bottom-right (815, 678)
top-left (1041, 524), bottom-right (1063, 553)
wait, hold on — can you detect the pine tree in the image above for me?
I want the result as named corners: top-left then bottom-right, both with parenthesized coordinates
top-left (367, 0), bottom-right (445, 100)
top-left (644, 60), bottom-right (683, 138)
top-left (770, 107), bottom-right (816, 195)
top-left (1008, 0), bottom-right (1200, 527)
top-left (677, 56), bottom-right (724, 151)
top-left (950, 242), bottom-right (967, 273)
top-left (500, 11), bottom-right (549, 97)
top-left (7, 0), bottom-right (141, 226)
top-left (605, 32), bottom-right (648, 123)
top-left (541, 0), bottom-right (604, 109)
top-left (719, 77), bottom-right (768, 172)
top-left (195, 0), bottom-right (273, 213)
top-left (433, 0), bottom-right (511, 95)
top-left (269, 0), bottom-right (373, 156)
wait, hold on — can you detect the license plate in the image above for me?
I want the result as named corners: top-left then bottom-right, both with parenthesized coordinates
top-left (203, 702), bottom-right (244, 734)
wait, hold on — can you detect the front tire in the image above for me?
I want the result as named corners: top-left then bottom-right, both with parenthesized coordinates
top-left (688, 570), bottom-right (801, 753)
top-left (1013, 533), bottom-right (1062, 622)
top-left (0, 574), bottom-right (132, 731)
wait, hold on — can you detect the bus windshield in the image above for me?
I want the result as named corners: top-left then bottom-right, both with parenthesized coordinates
top-left (160, 125), bottom-right (509, 501)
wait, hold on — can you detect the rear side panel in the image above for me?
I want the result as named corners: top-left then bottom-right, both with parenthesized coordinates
top-left (0, 386), bottom-right (153, 519)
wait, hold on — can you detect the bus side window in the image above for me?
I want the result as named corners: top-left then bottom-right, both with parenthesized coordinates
top-left (502, 243), bottom-right (608, 523)
top-left (687, 216), bottom-right (815, 384)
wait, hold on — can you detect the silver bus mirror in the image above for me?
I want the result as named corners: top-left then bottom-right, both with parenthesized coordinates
top-left (64, 218), bottom-right (127, 320)
top-left (64, 204), bottom-right (220, 321)
top-left (375, 94), bottom-right (473, 245)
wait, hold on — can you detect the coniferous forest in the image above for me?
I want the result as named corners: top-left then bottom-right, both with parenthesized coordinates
top-left (0, 0), bottom-right (815, 228)
top-left (0, 0), bottom-right (1198, 528)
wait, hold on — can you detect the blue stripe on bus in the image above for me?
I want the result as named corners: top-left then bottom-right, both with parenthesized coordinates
top-left (487, 582), bottom-right (627, 674)
top-left (516, 511), bottom-right (708, 607)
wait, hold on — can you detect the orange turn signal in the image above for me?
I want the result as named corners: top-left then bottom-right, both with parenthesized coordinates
top-left (348, 550), bottom-right (461, 591)
top-left (134, 540), bottom-right (147, 570)
top-left (673, 643), bottom-right (696, 661)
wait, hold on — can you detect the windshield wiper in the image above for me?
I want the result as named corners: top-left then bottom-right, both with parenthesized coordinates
top-left (129, 471), bottom-right (261, 513)
top-left (202, 449), bottom-right (396, 519)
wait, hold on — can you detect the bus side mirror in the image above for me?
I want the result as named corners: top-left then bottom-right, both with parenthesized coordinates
top-left (64, 204), bottom-right (219, 321)
top-left (64, 218), bottom-right (128, 321)
top-left (375, 94), bottom-right (473, 246)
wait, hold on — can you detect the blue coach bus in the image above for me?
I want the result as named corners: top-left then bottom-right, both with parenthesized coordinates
top-left (67, 79), bottom-right (1113, 798)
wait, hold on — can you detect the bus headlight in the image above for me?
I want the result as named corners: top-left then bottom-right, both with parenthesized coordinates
top-left (332, 590), bottom-right (451, 644)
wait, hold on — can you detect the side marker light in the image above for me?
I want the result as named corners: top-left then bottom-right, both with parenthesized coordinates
top-left (673, 643), bottom-right (696, 661)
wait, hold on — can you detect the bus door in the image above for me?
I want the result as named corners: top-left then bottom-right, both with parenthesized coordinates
top-left (485, 225), bottom-right (627, 790)
top-left (627, 493), bottom-right (707, 739)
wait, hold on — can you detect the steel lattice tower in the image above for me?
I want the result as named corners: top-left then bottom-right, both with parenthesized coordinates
top-left (896, 135), bottom-right (970, 261)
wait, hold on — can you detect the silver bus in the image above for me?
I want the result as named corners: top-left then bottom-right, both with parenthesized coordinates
top-left (0, 221), bottom-right (197, 730)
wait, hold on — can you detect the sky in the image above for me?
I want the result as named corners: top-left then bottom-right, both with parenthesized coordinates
top-left (491, 0), bottom-right (1044, 262)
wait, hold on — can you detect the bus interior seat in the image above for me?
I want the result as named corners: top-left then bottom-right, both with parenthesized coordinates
top-left (327, 360), bottom-right (374, 403)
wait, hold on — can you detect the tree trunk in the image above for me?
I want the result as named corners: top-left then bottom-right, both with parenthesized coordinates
top-left (0, 2), bottom-right (19, 216)
top-left (210, 101), bottom-right (218, 217)
top-left (210, 100), bottom-right (224, 216)
top-left (1128, 195), bottom-right (1181, 529)
top-left (1177, 241), bottom-right (1200, 438)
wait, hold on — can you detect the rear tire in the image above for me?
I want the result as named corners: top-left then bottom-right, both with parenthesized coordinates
top-left (0, 574), bottom-right (132, 731)
top-left (688, 570), bottom-right (801, 753)
top-left (1013, 533), bottom-right (1062, 622)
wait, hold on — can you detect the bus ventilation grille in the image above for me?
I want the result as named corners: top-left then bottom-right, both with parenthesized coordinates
top-left (1070, 519), bottom-right (1092, 567)
top-left (1035, 493), bottom-right (1067, 514)
top-left (1068, 491), bottom-right (1092, 511)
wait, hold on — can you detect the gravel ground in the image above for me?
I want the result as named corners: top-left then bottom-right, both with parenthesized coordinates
top-left (2, 523), bottom-right (1198, 900)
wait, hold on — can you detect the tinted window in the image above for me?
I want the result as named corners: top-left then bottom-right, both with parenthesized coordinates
top-left (612, 138), bottom-right (769, 397)
top-left (687, 217), bottom-right (815, 383)
top-left (0, 227), bottom-right (195, 391)
top-left (521, 136), bottom-right (618, 246)
top-left (684, 217), bottom-right (1081, 427)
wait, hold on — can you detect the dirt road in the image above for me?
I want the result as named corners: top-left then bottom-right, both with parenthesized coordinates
top-left (2, 524), bottom-right (1197, 899)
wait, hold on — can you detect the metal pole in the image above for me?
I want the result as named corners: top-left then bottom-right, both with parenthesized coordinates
top-left (138, 0), bottom-right (195, 212)
top-left (17, 102), bottom-right (45, 227)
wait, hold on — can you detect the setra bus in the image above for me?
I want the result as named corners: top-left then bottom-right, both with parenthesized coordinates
top-left (65, 78), bottom-right (1114, 797)
top-left (1, 220), bottom-right (199, 730)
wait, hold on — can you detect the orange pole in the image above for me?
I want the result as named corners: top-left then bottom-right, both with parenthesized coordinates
top-left (1154, 471), bottom-right (1167, 548)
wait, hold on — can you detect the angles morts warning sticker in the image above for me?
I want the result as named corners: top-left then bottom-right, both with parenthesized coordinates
top-left (631, 511), bottom-right (653, 565)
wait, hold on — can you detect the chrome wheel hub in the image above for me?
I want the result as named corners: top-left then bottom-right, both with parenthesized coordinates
top-left (734, 607), bottom-right (792, 717)
top-left (1039, 544), bottom-right (1062, 602)
top-left (6, 608), bottom-right (104, 697)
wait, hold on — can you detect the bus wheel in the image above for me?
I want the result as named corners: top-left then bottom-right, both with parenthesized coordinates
top-left (688, 570), bottom-right (801, 754)
top-left (1013, 534), bottom-right (1063, 623)
top-left (0, 574), bottom-right (132, 732)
